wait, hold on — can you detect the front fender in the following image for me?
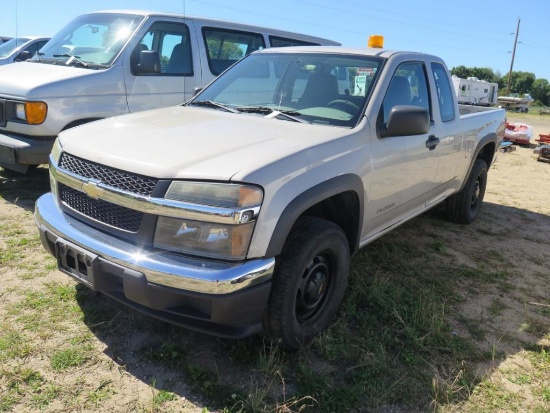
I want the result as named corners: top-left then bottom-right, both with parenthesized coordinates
top-left (265, 174), bottom-right (364, 258)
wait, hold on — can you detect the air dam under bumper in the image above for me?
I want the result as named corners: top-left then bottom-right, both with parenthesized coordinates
top-left (34, 192), bottom-right (275, 338)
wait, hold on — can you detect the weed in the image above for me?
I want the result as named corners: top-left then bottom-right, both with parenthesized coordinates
top-left (0, 325), bottom-right (32, 360)
top-left (488, 298), bottom-right (508, 316)
top-left (50, 347), bottom-right (90, 371)
top-left (139, 340), bottom-right (187, 368)
top-left (29, 384), bottom-right (59, 409)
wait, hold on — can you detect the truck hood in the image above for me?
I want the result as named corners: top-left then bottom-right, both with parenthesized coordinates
top-left (59, 106), bottom-right (348, 181)
top-left (0, 61), bottom-right (105, 98)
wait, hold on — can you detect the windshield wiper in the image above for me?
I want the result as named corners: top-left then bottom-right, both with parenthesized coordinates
top-left (237, 106), bottom-right (308, 123)
top-left (53, 53), bottom-right (89, 67)
top-left (271, 110), bottom-right (309, 123)
top-left (189, 100), bottom-right (238, 113)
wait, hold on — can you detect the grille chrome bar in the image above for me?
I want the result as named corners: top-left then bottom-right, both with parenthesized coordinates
top-left (59, 152), bottom-right (157, 196)
top-left (51, 154), bottom-right (258, 225)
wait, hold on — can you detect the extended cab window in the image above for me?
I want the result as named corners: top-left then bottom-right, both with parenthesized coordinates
top-left (431, 62), bottom-right (455, 122)
top-left (203, 28), bottom-right (265, 76)
top-left (381, 62), bottom-right (430, 125)
top-left (133, 22), bottom-right (192, 76)
top-left (269, 36), bottom-right (319, 47)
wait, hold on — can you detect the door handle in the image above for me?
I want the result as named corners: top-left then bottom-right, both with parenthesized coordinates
top-left (426, 135), bottom-right (440, 151)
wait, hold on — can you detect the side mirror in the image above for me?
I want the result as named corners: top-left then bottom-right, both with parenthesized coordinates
top-left (380, 106), bottom-right (430, 137)
top-left (15, 50), bottom-right (33, 62)
top-left (193, 87), bottom-right (203, 96)
top-left (133, 50), bottom-right (161, 74)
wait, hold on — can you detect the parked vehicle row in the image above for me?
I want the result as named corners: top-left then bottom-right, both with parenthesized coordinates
top-left (0, 10), bottom-right (339, 173)
top-left (0, 36), bottom-right (50, 66)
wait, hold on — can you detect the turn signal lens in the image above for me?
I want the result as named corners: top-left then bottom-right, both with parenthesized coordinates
top-left (25, 102), bottom-right (48, 124)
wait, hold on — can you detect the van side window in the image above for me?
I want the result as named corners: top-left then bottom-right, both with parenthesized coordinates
top-left (133, 22), bottom-right (192, 76)
top-left (203, 27), bottom-right (265, 76)
top-left (431, 62), bottom-right (455, 122)
top-left (269, 36), bottom-right (319, 47)
top-left (381, 61), bottom-right (430, 126)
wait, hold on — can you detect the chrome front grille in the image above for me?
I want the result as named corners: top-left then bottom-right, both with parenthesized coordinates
top-left (59, 152), bottom-right (158, 196)
top-left (59, 183), bottom-right (144, 232)
top-left (57, 153), bottom-right (160, 232)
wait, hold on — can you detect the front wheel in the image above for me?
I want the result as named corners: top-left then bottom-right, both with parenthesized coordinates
top-left (263, 217), bottom-right (350, 351)
top-left (446, 159), bottom-right (488, 224)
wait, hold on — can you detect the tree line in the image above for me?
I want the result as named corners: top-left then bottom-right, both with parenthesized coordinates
top-left (450, 66), bottom-right (550, 107)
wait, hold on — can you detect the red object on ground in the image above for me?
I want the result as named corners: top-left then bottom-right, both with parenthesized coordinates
top-left (503, 122), bottom-right (532, 145)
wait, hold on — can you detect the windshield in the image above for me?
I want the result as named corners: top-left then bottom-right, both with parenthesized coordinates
top-left (36, 13), bottom-right (144, 67)
top-left (0, 38), bottom-right (31, 58)
top-left (191, 51), bottom-right (382, 127)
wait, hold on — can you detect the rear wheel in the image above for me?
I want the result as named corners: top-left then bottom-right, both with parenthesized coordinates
top-left (263, 217), bottom-right (350, 351)
top-left (446, 159), bottom-right (488, 224)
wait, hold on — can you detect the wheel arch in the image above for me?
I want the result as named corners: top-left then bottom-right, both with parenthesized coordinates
top-left (61, 118), bottom-right (103, 132)
top-left (458, 134), bottom-right (496, 192)
top-left (265, 174), bottom-right (364, 258)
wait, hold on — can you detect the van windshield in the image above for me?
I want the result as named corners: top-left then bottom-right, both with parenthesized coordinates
top-left (36, 13), bottom-right (144, 68)
top-left (190, 51), bottom-right (382, 128)
top-left (0, 38), bottom-right (31, 58)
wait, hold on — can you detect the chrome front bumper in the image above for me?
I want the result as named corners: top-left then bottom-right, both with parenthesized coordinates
top-left (34, 192), bottom-right (275, 295)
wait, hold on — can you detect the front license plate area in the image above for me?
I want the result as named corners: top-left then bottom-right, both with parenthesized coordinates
top-left (55, 240), bottom-right (98, 288)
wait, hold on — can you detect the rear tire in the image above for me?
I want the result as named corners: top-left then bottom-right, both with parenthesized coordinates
top-left (446, 159), bottom-right (488, 224)
top-left (263, 217), bottom-right (350, 351)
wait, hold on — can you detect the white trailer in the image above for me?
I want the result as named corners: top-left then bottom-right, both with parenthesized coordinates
top-left (452, 76), bottom-right (498, 106)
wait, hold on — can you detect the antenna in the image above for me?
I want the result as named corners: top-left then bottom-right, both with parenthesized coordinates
top-left (505, 18), bottom-right (521, 96)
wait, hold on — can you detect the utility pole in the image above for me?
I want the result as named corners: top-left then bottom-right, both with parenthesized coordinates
top-left (505, 18), bottom-right (521, 96)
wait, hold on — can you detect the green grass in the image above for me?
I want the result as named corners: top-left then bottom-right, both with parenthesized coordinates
top-left (51, 347), bottom-right (91, 371)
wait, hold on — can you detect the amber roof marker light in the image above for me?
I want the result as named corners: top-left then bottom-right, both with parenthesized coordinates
top-left (368, 35), bottom-right (384, 48)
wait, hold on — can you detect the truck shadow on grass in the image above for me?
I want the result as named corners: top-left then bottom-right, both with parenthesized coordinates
top-left (72, 201), bottom-right (549, 412)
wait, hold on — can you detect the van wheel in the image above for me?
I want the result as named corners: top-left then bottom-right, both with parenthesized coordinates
top-left (446, 159), bottom-right (488, 224)
top-left (263, 217), bottom-right (349, 351)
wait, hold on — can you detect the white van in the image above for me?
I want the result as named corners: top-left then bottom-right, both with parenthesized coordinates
top-left (0, 10), bottom-right (339, 173)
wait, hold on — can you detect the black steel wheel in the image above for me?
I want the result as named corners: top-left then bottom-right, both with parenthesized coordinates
top-left (263, 217), bottom-right (350, 351)
top-left (446, 159), bottom-right (488, 224)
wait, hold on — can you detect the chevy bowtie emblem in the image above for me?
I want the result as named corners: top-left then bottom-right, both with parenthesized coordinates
top-left (81, 181), bottom-right (104, 199)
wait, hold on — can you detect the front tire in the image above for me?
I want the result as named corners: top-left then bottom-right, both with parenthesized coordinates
top-left (263, 217), bottom-right (350, 351)
top-left (446, 159), bottom-right (488, 224)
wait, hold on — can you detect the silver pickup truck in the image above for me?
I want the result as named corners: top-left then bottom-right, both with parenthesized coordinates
top-left (35, 45), bottom-right (505, 350)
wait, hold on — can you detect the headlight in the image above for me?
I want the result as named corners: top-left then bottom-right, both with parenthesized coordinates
top-left (51, 138), bottom-right (62, 164)
top-left (49, 139), bottom-right (62, 198)
top-left (165, 181), bottom-right (262, 208)
top-left (15, 101), bottom-right (48, 125)
top-left (154, 182), bottom-right (263, 260)
top-left (155, 217), bottom-right (255, 260)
